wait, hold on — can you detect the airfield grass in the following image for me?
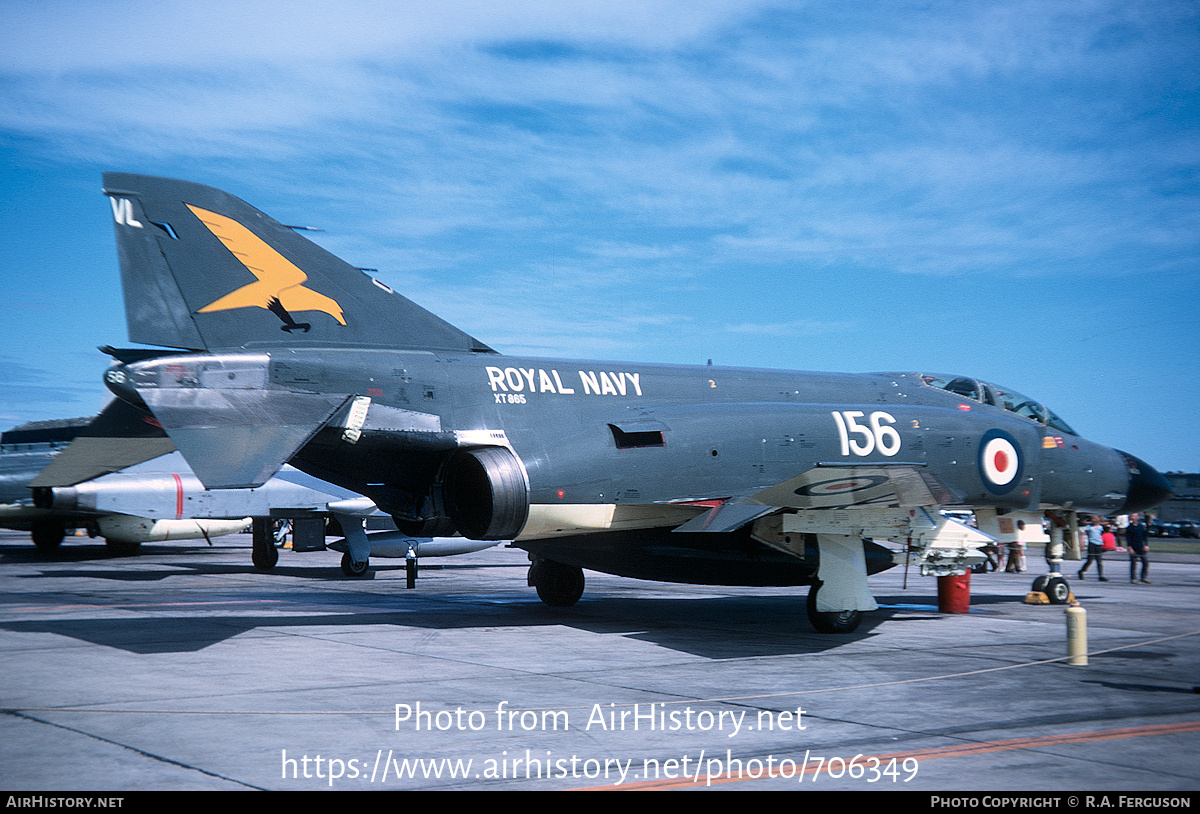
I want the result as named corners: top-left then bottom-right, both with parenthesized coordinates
top-left (1145, 537), bottom-right (1200, 554)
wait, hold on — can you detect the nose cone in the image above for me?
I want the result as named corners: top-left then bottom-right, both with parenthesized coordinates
top-left (1118, 452), bottom-right (1173, 514)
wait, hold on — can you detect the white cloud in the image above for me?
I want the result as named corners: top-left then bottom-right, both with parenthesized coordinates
top-left (0, 1), bottom-right (751, 73)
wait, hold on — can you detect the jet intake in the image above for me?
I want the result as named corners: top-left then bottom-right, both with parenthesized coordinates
top-left (441, 447), bottom-right (529, 540)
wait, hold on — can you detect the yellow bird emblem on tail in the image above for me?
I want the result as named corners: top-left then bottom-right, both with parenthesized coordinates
top-left (190, 204), bottom-right (346, 326)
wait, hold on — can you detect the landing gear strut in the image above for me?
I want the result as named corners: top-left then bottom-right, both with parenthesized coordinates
top-left (1029, 512), bottom-right (1072, 605)
top-left (529, 559), bottom-right (585, 607)
top-left (335, 513), bottom-right (371, 578)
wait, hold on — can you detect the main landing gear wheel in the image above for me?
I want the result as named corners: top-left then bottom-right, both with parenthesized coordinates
top-left (104, 538), bottom-right (141, 557)
top-left (251, 518), bottom-right (280, 571)
top-left (532, 560), bottom-right (585, 607)
top-left (30, 520), bottom-right (65, 552)
top-left (806, 584), bottom-right (864, 634)
top-left (1032, 575), bottom-right (1071, 605)
top-left (252, 541), bottom-right (279, 570)
top-left (340, 552), bottom-right (370, 578)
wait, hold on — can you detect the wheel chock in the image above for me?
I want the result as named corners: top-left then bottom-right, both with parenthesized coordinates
top-left (1025, 590), bottom-right (1078, 605)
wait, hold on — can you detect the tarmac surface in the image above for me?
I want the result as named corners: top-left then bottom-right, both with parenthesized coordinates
top-left (1, 528), bottom-right (1198, 792)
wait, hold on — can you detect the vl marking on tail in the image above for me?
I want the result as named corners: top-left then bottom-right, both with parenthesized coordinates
top-left (110, 197), bottom-right (143, 228)
top-left (188, 204), bottom-right (347, 326)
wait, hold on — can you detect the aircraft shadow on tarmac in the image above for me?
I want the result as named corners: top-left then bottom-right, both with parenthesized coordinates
top-left (1081, 679), bottom-right (1197, 695)
top-left (3, 543), bottom-right (1047, 659)
top-left (0, 592), bottom-right (915, 658)
top-left (0, 542), bottom-right (238, 563)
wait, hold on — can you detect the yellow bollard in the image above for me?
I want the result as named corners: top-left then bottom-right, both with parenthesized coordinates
top-left (1066, 606), bottom-right (1088, 665)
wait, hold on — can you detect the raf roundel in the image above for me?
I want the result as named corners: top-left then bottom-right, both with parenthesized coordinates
top-left (794, 475), bottom-right (889, 498)
top-left (978, 429), bottom-right (1023, 494)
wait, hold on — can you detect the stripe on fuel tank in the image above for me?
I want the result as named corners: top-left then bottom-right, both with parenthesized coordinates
top-left (173, 473), bottom-right (184, 520)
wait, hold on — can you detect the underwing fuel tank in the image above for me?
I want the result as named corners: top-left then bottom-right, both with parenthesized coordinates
top-left (96, 515), bottom-right (251, 544)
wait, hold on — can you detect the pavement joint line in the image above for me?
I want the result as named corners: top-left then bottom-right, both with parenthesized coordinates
top-left (3, 709), bottom-right (267, 790)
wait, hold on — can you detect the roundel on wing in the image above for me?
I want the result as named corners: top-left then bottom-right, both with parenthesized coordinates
top-left (794, 475), bottom-right (889, 497)
top-left (978, 429), bottom-right (1023, 494)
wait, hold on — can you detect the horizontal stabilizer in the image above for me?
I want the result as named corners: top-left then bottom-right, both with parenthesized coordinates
top-left (138, 388), bottom-right (348, 488)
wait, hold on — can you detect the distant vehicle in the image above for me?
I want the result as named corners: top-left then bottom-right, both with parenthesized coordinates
top-left (1175, 519), bottom-right (1200, 539)
top-left (1148, 519), bottom-right (1177, 537)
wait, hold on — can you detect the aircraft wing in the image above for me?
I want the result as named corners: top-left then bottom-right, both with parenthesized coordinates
top-left (671, 464), bottom-right (960, 533)
top-left (670, 464), bottom-right (987, 578)
top-left (30, 399), bottom-right (176, 488)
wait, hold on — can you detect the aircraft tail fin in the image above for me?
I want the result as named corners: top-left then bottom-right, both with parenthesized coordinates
top-left (102, 173), bottom-right (494, 353)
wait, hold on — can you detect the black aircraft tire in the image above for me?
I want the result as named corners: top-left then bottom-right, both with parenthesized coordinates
top-left (1044, 576), bottom-right (1071, 605)
top-left (31, 520), bottom-right (65, 551)
top-left (104, 538), bottom-right (141, 557)
top-left (252, 518), bottom-right (280, 570)
top-left (534, 561), bottom-right (585, 608)
top-left (252, 542), bottom-right (279, 570)
top-left (1031, 574), bottom-right (1050, 593)
top-left (806, 585), bottom-right (864, 634)
top-left (340, 552), bottom-right (370, 578)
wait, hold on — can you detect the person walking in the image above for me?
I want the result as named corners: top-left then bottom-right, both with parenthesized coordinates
top-left (1126, 513), bottom-right (1151, 584)
top-left (1078, 516), bottom-right (1108, 581)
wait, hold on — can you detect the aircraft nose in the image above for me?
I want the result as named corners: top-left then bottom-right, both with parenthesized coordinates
top-left (1118, 452), bottom-right (1173, 514)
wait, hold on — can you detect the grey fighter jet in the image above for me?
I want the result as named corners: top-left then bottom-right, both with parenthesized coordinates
top-left (2, 411), bottom-right (250, 553)
top-left (95, 173), bottom-right (1173, 632)
top-left (7, 406), bottom-right (496, 570)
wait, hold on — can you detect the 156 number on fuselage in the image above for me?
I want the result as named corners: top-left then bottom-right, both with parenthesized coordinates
top-left (831, 410), bottom-right (901, 457)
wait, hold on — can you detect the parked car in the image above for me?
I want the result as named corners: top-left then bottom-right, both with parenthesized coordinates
top-left (1149, 519), bottom-right (1177, 537)
top-left (1175, 519), bottom-right (1200, 539)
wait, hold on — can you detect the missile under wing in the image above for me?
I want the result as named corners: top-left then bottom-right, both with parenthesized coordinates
top-left (99, 173), bottom-right (1173, 632)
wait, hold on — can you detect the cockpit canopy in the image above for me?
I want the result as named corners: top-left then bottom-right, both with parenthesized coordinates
top-left (918, 374), bottom-right (1077, 435)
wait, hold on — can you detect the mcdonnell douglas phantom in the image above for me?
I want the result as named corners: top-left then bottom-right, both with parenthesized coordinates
top-left (93, 173), bottom-right (1172, 632)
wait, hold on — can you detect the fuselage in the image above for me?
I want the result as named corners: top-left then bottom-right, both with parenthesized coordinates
top-left (119, 347), bottom-right (1170, 542)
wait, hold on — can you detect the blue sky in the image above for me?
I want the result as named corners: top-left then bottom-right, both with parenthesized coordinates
top-left (1, 0), bottom-right (1197, 472)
